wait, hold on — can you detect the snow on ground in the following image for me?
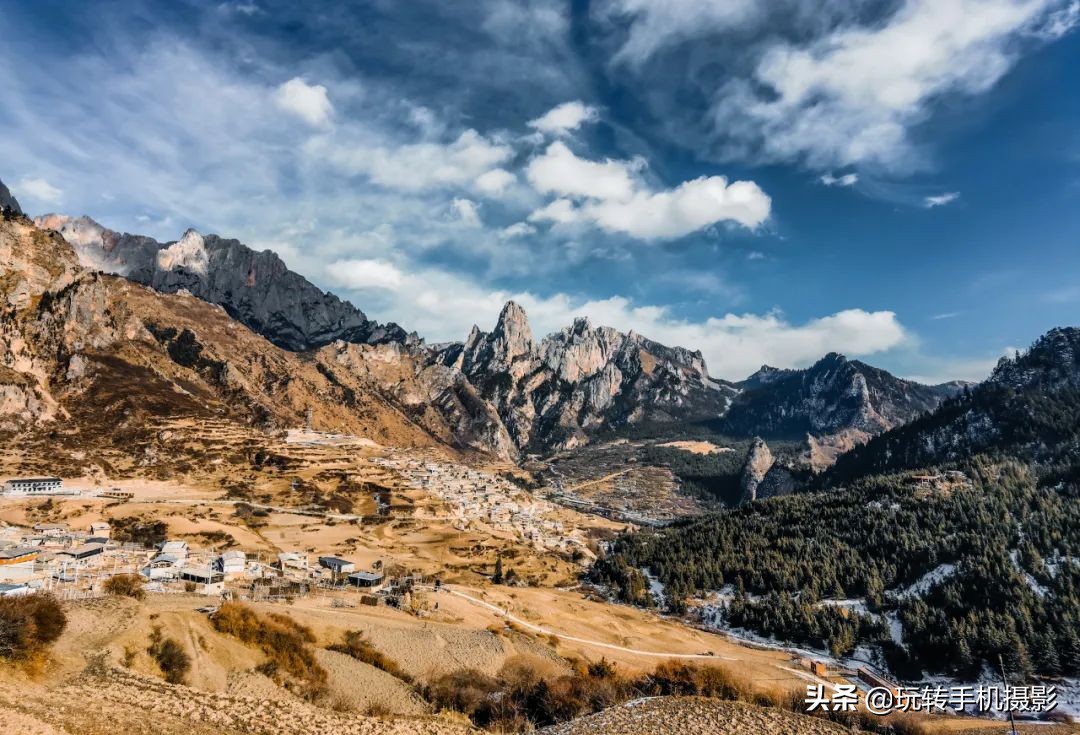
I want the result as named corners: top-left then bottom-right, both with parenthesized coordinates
top-left (642, 567), bottom-right (666, 605)
top-left (893, 563), bottom-right (957, 599)
top-left (818, 598), bottom-right (870, 615)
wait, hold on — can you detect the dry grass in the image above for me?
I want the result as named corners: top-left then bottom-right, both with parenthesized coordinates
top-left (210, 602), bottom-right (328, 700)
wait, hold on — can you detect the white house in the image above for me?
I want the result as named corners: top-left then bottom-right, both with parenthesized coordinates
top-left (3, 477), bottom-right (64, 496)
top-left (0, 546), bottom-right (38, 582)
top-left (158, 540), bottom-right (188, 560)
top-left (218, 550), bottom-right (246, 575)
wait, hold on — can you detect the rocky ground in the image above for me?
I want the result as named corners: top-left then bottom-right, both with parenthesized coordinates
top-left (0, 660), bottom-right (475, 735)
top-left (541, 696), bottom-right (859, 734)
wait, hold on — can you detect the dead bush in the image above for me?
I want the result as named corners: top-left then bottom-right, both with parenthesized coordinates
top-left (104, 573), bottom-right (145, 600)
top-left (147, 625), bottom-right (190, 684)
top-left (211, 602), bottom-right (327, 699)
top-left (0, 593), bottom-right (67, 662)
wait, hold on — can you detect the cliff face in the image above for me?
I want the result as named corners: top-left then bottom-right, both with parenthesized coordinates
top-left (739, 437), bottom-right (775, 503)
top-left (434, 301), bottom-right (737, 453)
top-left (37, 215), bottom-right (413, 351)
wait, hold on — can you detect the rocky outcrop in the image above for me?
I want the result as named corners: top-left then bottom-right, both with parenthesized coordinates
top-left (433, 301), bottom-right (737, 453)
top-left (739, 437), bottom-right (775, 503)
top-left (0, 178), bottom-right (21, 215)
top-left (37, 215), bottom-right (413, 351)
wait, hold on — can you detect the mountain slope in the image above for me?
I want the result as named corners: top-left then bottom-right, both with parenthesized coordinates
top-left (0, 210), bottom-right (521, 472)
top-left (37, 214), bottom-right (412, 351)
top-left (826, 327), bottom-right (1080, 485)
top-left (434, 301), bottom-right (738, 452)
top-left (721, 352), bottom-right (962, 445)
top-left (0, 179), bottom-right (20, 215)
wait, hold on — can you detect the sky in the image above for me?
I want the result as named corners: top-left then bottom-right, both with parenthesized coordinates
top-left (1, 0), bottom-right (1078, 382)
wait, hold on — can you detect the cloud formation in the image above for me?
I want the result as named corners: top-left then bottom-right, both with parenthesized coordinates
top-left (709, 0), bottom-right (1078, 170)
top-left (14, 177), bottom-right (63, 205)
top-left (274, 77), bottom-right (333, 127)
top-left (526, 142), bottom-right (770, 238)
top-left (820, 172), bottom-right (859, 187)
top-left (325, 257), bottom-right (909, 379)
top-left (924, 192), bottom-right (960, 208)
top-left (527, 100), bottom-right (600, 135)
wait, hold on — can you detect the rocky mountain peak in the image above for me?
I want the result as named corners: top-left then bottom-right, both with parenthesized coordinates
top-left (492, 300), bottom-right (535, 360)
top-left (990, 326), bottom-right (1080, 391)
top-left (39, 215), bottom-right (411, 351)
top-left (740, 437), bottom-right (775, 503)
top-left (0, 178), bottom-right (21, 215)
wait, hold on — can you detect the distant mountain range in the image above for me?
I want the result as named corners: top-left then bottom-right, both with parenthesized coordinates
top-left (826, 327), bottom-right (1080, 486)
top-left (0, 179), bottom-right (986, 463)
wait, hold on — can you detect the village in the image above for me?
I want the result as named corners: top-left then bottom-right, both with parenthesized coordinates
top-left (0, 475), bottom-right (442, 613)
top-left (373, 452), bottom-right (596, 558)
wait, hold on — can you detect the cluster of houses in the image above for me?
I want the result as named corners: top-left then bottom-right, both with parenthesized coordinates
top-left (374, 454), bottom-right (589, 556)
top-left (0, 513), bottom-right (391, 601)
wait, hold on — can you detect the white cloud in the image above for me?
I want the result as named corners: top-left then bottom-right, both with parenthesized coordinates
top-left (500, 222), bottom-right (536, 238)
top-left (525, 142), bottom-right (770, 239)
top-left (709, 0), bottom-right (1077, 170)
top-left (930, 311), bottom-right (960, 320)
top-left (450, 197), bottom-right (482, 226)
top-left (274, 77), bottom-right (333, 127)
top-left (819, 172), bottom-right (859, 187)
top-left (527, 100), bottom-right (600, 135)
top-left (15, 177), bottom-right (63, 205)
top-left (528, 198), bottom-right (581, 225)
top-left (526, 141), bottom-right (639, 201)
top-left (324, 258), bottom-right (404, 290)
top-left (604, 0), bottom-right (761, 64)
top-left (341, 261), bottom-right (909, 379)
top-left (579, 176), bottom-right (771, 238)
top-left (924, 192), bottom-right (960, 208)
top-left (746, 250), bottom-right (765, 260)
top-left (475, 168), bottom-right (516, 196)
top-left (314, 129), bottom-right (513, 192)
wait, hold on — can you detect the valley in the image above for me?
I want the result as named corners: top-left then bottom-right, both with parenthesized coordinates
top-left (2, 190), bottom-right (1078, 734)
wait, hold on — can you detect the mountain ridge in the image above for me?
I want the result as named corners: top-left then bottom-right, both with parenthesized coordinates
top-left (35, 214), bottom-right (414, 352)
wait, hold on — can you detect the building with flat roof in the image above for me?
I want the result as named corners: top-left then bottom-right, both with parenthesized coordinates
top-left (318, 556), bottom-right (355, 574)
top-left (3, 477), bottom-right (64, 495)
top-left (347, 570), bottom-right (385, 589)
top-left (60, 543), bottom-right (106, 561)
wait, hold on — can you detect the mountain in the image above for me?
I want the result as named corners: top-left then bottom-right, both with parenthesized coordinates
top-left (721, 353), bottom-right (963, 446)
top-left (0, 179), bottom-right (20, 215)
top-left (0, 209), bottom-right (534, 474)
top-left (433, 302), bottom-right (738, 452)
top-left (28, 203), bottom-right (968, 462)
top-left (35, 214), bottom-right (413, 351)
top-left (826, 327), bottom-right (1080, 486)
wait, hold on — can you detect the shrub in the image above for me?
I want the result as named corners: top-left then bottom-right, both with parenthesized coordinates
top-left (642, 659), bottom-right (749, 701)
top-left (0, 593), bottom-right (67, 661)
top-left (147, 626), bottom-right (190, 684)
top-left (104, 574), bottom-right (145, 600)
top-left (111, 516), bottom-right (168, 548)
top-left (327, 630), bottom-right (412, 683)
top-left (211, 602), bottom-right (327, 699)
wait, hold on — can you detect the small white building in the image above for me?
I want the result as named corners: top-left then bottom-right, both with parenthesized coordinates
top-left (158, 540), bottom-right (188, 560)
top-left (32, 523), bottom-right (70, 538)
top-left (218, 550), bottom-right (246, 575)
top-left (277, 552), bottom-right (308, 571)
top-left (3, 477), bottom-right (64, 496)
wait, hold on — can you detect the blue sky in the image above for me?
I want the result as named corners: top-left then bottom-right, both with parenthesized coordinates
top-left (1, 0), bottom-right (1078, 381)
